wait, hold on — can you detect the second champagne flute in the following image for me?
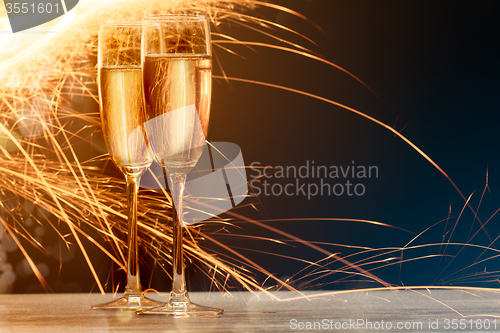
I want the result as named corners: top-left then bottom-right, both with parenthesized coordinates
top-left (137, 14), bottom-right (222, 317)
top-left (93, 22), bottom-right (164, 311)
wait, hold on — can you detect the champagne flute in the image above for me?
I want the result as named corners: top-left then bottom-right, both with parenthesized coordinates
top-left (93, 22), bottom-right (164, 311)
top-left (137, 15), bottom-right (222, 317)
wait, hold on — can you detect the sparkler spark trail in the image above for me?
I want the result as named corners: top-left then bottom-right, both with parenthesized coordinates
top-left (0, 0), bottom-right (499, 301)
top-left (1, 0), bottom-right (343, 294)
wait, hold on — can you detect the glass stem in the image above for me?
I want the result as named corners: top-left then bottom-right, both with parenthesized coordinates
top-left (124, 173), bottom-right (142, 296)
top-left (169, 172), bottom-right (190, 303)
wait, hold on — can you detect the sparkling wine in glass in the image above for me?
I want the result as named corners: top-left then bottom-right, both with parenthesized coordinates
top-left (137, 15), bottom-right (222, 317)
top-left (92, 22), bottom-right (164, 311)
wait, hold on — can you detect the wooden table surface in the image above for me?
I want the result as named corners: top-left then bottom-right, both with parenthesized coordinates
top-left (1, 288), bottom-right (500, 332)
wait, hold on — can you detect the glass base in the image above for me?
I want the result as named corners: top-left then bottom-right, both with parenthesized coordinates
top-left (136, 301), bottom-right (223, 317)
top-left (91, 294), bottom-right (165, 311)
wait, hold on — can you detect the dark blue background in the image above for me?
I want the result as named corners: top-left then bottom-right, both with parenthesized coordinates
top-left (208, 0), bottom-right (500, 289)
